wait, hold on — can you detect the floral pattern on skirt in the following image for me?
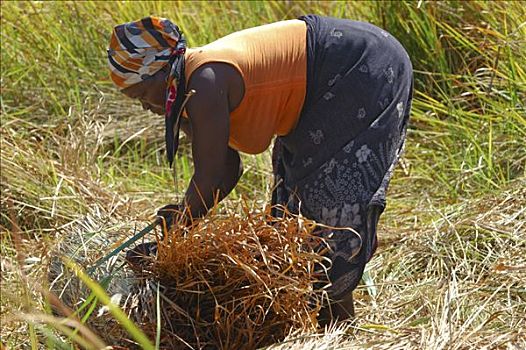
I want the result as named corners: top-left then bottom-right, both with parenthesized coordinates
top-left (271, 14), bottom-right (413, 299)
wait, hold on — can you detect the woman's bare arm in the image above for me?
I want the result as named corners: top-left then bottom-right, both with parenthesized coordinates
top-left (179, 64), bottom-right (243, 220)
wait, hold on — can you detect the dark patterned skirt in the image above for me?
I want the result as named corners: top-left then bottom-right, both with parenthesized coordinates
top-left (271, 15), bottom-right (413, 299)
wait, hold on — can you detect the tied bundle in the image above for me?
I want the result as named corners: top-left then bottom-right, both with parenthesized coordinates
top-left (126, 209), bottom-right (329, 349)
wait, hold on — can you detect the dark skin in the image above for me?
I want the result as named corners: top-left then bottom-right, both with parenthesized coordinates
top-left (122, 60), bottom-right (244, 220)
top-left (122, 59), bottom-right (355, 323)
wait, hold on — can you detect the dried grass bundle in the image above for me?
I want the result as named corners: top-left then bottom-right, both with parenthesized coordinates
top-left (126, 209), bottom-right (328, 349)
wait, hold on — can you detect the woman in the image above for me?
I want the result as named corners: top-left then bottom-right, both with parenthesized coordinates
top-left (107, 15), bottom-right (413, 321)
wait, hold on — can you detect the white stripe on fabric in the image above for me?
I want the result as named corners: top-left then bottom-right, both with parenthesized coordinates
top-left (126, 32), bottom-right (152, 49)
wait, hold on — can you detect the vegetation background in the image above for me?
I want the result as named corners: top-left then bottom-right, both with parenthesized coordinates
top-left (1, 0), bottom-right (525, 349)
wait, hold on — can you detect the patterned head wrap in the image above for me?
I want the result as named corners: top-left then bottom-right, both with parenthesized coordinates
top-left (107, 16), bottom-right (187, 166)
top-left (107, 16), bottom-right (184, 89)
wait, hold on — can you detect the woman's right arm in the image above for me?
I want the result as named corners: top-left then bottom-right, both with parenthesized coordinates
top-left (180, 64), bottom-right (242, 221)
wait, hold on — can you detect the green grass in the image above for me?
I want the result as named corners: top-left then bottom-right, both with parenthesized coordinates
top-left (1, 0), bottom-right (525, 349)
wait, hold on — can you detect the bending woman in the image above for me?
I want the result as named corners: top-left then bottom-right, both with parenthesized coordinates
top-left (107, 14), bottom-right (413, 321)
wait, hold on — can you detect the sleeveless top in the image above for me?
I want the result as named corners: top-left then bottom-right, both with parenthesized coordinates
top-left (184, 20), bottom-right (307, 154)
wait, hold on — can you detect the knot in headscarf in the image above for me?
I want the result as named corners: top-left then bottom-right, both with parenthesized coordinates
top-left (107, 16), bottom-right (187, 166)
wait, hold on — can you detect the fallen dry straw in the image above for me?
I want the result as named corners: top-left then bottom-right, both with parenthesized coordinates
top-left (125, 209), bottom-right (328, 349)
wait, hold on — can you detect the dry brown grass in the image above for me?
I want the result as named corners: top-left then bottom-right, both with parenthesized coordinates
top-left (117, 210), bottom-right (327, 349)
top-left (347, 182), bottom-right (526, 349)
top-left (3, 181), bottom-right (524, 349)
top-left (1, 104), bottom-right (525, 349)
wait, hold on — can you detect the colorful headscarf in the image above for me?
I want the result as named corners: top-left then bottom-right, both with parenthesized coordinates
top-left (107, 16), bottom-right (187, 166)
top-left (107, 16), bottom-right (184, 89)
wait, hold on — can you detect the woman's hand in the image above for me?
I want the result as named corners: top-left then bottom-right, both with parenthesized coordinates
top-left (157, 203), bottom-right (188, 230)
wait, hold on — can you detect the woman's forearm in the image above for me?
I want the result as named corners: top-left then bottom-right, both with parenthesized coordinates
top-left (183, 148), bottom-right (242, 220)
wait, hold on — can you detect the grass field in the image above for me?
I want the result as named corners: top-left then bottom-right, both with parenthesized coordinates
top-left (1, 1), bottom-right (525, 349)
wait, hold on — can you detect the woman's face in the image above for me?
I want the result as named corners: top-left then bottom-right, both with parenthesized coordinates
top-left (121, 66), bottom-right (169, 115)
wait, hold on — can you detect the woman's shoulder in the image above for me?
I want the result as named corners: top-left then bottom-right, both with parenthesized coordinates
top-left (187, 62), bottom-right (245, 113)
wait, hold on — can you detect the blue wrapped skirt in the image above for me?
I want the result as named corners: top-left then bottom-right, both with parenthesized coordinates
top-left (271, 14), bottom-right (413, 299)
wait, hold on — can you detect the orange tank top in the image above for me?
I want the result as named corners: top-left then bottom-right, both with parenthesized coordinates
top-left (184, 20), bottom-right (307, 154)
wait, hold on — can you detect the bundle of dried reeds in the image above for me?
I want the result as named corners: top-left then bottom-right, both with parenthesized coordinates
top-left (125, 209), bottom-right (328, 349)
